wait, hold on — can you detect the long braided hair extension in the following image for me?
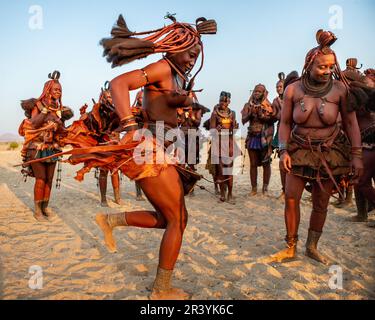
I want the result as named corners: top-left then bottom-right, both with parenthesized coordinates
top-left (100, 14), bottom-right (217, 89)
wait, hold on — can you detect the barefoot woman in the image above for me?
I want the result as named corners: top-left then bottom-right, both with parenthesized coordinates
top-left (94, 15), bottom-right (216, 299)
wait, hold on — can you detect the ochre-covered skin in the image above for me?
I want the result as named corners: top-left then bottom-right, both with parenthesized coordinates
top-left (241, 84), bottom-right (277, 195)
top-left (209, 93), bottom-right (239, 203)
top-left (270, 30), bottom-right (364, 264)
top-left (19, 77), bottom-right (67, 221)
top-left (19, 16), bottom-right (217, 299)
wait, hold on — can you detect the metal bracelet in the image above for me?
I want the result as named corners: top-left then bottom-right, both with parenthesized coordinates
top-left (123, 124), bottom-right (139, 133)
top-left (120, 115), bottom-right (135, 123)
top-left (278, 142), bottom-right (288, 150)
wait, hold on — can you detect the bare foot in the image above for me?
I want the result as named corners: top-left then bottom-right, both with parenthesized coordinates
top-left (101, 200), bottom-right (109, 207)
top-left (249, 190), bottom-right (257, 197)
top-left (136, 196), bottom-right (145, 201)
top-left (334, 201), bottom-right (353, 209)
top-left (43, 207), bottom-right (56, 220)
top-left (227, 196), bottom-right (235, 205)
top-left (305, 248), bottom-right (329, 265)
top-left (219, 196), bottom-right (226, 202)
top-left (114, 198), bottom-right (124, 205)
top-left (149, 288), bottom-right (190, 300)
top-left (266, 247), bottom-right (296, 263)
top-left (33, 213), bottom-right (48, 222)
top-left (332, 199), bottom-right (344, 208)
top-left (95, 213), bottom-right (117, 253)
top-left (276, 192), bottom-right (285, 200)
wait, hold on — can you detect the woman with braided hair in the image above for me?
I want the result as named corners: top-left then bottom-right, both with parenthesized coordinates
top-left (342, 66), bottom-right (375, 223)
top-left (69, 14), bottom-right (216, 299)
top-left (364, 69), bottom-right (375, 87)
top-left (269, 30), bottom-right (363, 265)
top-left (131, 89), bottom-right (146, 201)
top-left (241, 84), bottom-right (277, 196)
top-left (19, 71), bottom-right (73, 221)
top-left (82, 82), bottom-right (123, 206)
top-left (18, 15), bottom-right (215, 298)
top-left (209, 91), bottom-right (239, 203)
top-left (272, 71), bottom-right (300, 199)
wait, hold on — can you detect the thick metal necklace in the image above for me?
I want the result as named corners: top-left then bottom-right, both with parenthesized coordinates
top-left (300, 74), bottom-right (333, 115)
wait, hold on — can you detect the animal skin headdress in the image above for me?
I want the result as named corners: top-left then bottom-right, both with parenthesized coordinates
top-left (277, 72), bottom-right (285, 85)
top-left (102, 80), bottom-right (110, 92)
top-left (346, 58), bottom-right (362, 70)
top-left (220, 91), bottom-right (231, 101)
top-left (99, 81), bottom-right (111, 102)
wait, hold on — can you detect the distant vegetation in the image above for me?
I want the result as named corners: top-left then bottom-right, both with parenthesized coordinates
top-left (8, 142), bottom-right (19, 150)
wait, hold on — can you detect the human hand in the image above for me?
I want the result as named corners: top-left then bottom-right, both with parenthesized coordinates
top-left (279, 152), bottom-right (292, 173)
top-left (350, 157), bottom-right (364, 184)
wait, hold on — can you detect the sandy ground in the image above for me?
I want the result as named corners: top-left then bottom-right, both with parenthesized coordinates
top-left (0, 142), bottom-right (374, 300)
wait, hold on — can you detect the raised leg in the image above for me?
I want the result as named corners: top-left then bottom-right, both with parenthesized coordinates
top-left (95, 166), bottom-right (189, 299)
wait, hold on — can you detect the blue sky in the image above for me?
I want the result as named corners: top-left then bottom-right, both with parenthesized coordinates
top-left (0, 0), bottom-right (374, 135)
